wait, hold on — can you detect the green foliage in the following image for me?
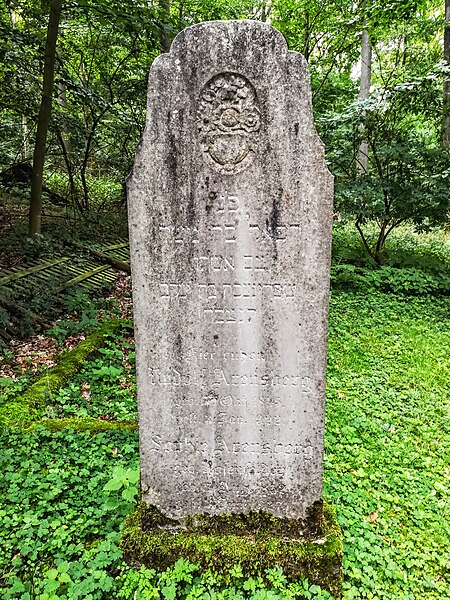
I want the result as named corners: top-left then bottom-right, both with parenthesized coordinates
top-left (272, 0), bottom-right (360, 110)
top-left (115, 560), bottom-right (334, 599)
top-left (46, 289), bottom-right (110, 345)
top-left (28, 415), bottom-right (137, 433)
top-left (47, 293), bottom-right (99, 344)
top-left (2, 0), bottom-right (449, 249)
top-left (326, 290), bottom-right (450, 598)
top-left (332, 225), bottom-right (450, 293)
top-left (0, 283), bottom-right (449, 598)
top-left (324, 73), bottom-right (450, 262)
top-left (0, 374), bottom-right (31, 408)
top-left (331, 264), bottom-right (450, 294)
top-left (0, 426), bottom-right (139, 599)
top-left (50, 329), bottom-right (136, 421)
top-left (382, 229), bottom-right (450, 270)
top-left (103, 465), bottom-right (140, 516)
top-left (45, 172), bottom-right (123, 208)
top-left (0, 320), bottom-right (121, 428)
top-left (333, 223), bottom-right (450, 267)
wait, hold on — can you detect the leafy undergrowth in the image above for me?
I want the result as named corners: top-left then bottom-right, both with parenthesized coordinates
top-left (326, 291), bottom-right (450, 599)
top-left (47, 331), bottom-right (136, 422)
top-left (0, 291), bottom-right (449, 598)
top-left (332, 223), bottom-right (450, 272)
top-left (0, 428), bottom-right (139, 598)
top-left (115, 561), bottom-right (333, 599)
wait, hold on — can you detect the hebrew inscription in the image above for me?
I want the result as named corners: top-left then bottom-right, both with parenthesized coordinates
top-left (198, 73), bottom-right (260, 172)
top-left (128, 21), bottom-right (333, 519)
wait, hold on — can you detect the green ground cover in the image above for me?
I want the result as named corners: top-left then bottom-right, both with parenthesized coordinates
top-left (326, 292), bottom-right (450, 598)
top-left (0, 230), bottom-right (449, 598)
top-left (48, 332), bottom-right (136, 422)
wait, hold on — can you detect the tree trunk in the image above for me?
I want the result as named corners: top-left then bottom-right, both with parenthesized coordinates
top-left (357, 28), bottom-right (372, 174)
top-left (303, 12), bottom-right (310, 61)
top-left (28, 0), bottom-right (63, 236)
top-left (159, 0), bottom-right (171, 52)
top-left (21, 115), bottom-right (29, 159)
top-left (8, 4), bottom-right (29, 160)
top-left (57, 78), bottom-right (71, 157)
top-left (261, 1), bottom-right (271, 23)
top-left (442, 0), bottom-right (450, 147)
top-left (56, 76), bottom-right (77, 206)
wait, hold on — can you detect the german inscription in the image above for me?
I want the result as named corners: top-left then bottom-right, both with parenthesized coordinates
top-left (128, 21), bottom-right (333, 519)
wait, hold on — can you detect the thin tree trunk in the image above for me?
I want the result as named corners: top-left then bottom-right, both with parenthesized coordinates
top-left (159, 0), bottom-right (171, 52)
top-left (177, 0), bottom-right (184, 32)
top-left (8, 4), bottom-right (29, 161)
top-left (21, 115), bottom-right (29, 159)
top-left (357, 28), bottom-right (372, 174)
top-left (375, 221), bottom-right (387, 265)
top-left (56, 129), bottom-right (77, 209)
top-left (56, 77), bottom-right (76, 206)
top-left (261, 0), bottom-right (271, 23)
top-left (28, 0), bottom-right (63, 236)
top-left (303, 12), bottom-right (310, 61)
top-left (442, 0), bottom-right (450, 147)
top-left (58, 78), bottom-right (71, 157)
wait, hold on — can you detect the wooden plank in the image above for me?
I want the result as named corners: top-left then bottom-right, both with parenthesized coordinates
top-left (66, 241), bottom-right (131, 273)
top-left (56, 264), bottom-right (112, 291)
top-left (99, 242), bottom-right (129, 251)
top-left (0, 257), bottom-right (70, 285)
top-left (110, 248), bottom-right (130, 260)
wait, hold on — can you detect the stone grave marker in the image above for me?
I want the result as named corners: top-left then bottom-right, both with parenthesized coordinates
top-left (126, 20), bottom-right (340, 593)
top-left (128, 19), bottom-right (333, 519)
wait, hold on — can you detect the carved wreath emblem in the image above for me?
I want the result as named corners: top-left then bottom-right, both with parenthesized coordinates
top-left (198, 73), bottom-right (261, 172)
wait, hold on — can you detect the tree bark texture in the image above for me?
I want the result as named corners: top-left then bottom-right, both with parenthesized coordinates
top-left (28, 0), bottom-right (63, 236)
top-left (357, 28), bottom-right (372, 174)
top-left (442, 0), bottom-right (450, 147)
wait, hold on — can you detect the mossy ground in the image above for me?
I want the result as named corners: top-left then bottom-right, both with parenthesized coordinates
top-left (0, 319), bottom-right (135, 432)
top-left (26, 416), bottom-right (138, 433)
top-left (121, 501), bottom-right (343, 597)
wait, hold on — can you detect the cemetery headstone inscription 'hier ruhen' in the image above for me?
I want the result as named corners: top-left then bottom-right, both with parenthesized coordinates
top-left (128, 20), bottom-right (333, 520)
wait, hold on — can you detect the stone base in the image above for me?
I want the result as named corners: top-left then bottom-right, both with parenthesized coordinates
top-left (120, 500), bottom-right (343, 598)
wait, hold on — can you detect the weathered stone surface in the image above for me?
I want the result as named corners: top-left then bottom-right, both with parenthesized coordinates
top-left (128, 20), bottom-right (333, 519)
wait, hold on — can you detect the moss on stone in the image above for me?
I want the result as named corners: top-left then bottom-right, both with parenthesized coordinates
top-left (0, 319), bottom-right (122, 429)
top-left (121, 501), bottom-right (343, 598)
top-left (26, 417), bottom-right (138, 433)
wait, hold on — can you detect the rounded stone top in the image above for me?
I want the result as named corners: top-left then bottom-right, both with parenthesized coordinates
top-left (170, 20), bottom-right (289, 57)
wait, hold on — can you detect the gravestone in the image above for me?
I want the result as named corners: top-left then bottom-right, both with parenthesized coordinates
top-left (125, 20), bottom-right (341, 594)
top-left (128, 21), bottom-right (333, 518)
top-left (128, 20), bottom-right (333, 520)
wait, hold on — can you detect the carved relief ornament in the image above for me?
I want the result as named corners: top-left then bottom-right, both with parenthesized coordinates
top-left (197, 72), bottom-right (260, 172)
